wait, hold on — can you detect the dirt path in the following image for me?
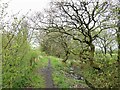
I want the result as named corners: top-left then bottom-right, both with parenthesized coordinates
top-left (40, 59), bottom-right (54, 88)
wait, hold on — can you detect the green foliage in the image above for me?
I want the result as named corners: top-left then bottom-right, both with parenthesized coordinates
top-left (79, 53), bottom-right (119, 88)
top-left (40, 33), bottom-right (66, 58)
top-left (41, 34), bottom-right (119, 88)
top-left (2, 24), bottom-right (42, 88)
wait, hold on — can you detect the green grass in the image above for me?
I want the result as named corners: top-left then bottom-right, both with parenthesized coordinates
top-left (35, 52), bottom-right (87, 88)
top-left (24, 51), bottom-right (118, 88)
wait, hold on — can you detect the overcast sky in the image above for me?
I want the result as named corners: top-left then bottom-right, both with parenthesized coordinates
top-left (3, 0), bottom-right (119, 14)
top-left (3, 0), bottom-right (51, 15)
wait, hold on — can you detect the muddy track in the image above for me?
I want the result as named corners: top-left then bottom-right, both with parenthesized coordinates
top-left (40, 59), bottom-right (54, 88)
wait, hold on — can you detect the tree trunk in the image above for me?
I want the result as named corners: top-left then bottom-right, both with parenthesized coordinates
top-left (91, 44), bottom-right (95, 57)
top-left (117, 9), bottom-right (120, 63)
top-left (62, 50), bottom-right (69, 62)
top-left (104, 47), bottom-right (107, 55)
top-left (109, 46), bottom-right (113, 57)
top-left (117, 6), bottom-right (120, 88)
top-left (88, 43), bottom-right (95, 65)
top-left (89, 42), bottom-right (101, 71)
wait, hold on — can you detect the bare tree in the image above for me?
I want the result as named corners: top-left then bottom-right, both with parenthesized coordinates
top-left (40, 0), bottom-right (111, 68)
top-left (95, 30), bottom-right (117, 56)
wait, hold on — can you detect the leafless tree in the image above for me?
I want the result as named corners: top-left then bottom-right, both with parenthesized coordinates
top-left (95, 30), bottom-right (117, 56)
top-left (39, 0), bottom-right (111, 67)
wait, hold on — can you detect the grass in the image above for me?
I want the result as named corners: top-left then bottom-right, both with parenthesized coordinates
top-left (35, 52), bottom-right (87, 88)
top-left (23, 51), bottom-right (118, 88)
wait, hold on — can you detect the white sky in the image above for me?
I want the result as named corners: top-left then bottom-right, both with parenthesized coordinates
top-left (1, 0), bottom-right (52, 47)
top-left (3, 0), bottom-right (51, 15)
top-left (2, 0), bottom-right (119, 15)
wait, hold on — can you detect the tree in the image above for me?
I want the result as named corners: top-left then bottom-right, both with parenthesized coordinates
top-left (110, 0), bottom-right (120, 87)
top-left (27, 0), bottom-right (119, 88)
top-left (41, 32), bottom-right (71, 59)
top-left (95, 30), bottom-right (117, 56)
top-left (40, 0), bottom-right (111, 68)
top-left (0, 1), bottom-right (9, 89)
top-left (116, 0), bottom-right (120, 87)
top-left (117, 1), bottom-right (120, 63)
top-left (2, 15), bottom-right (37, 87)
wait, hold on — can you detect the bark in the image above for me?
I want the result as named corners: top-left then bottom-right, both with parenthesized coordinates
top-left (109, 47), bottom-right (113, 57)
top-left (104, 47), bottom-right (107, 55)
top-left (62, 50), bottom-right (69, 62)
top-left (89, 42), bottom-right (102, 71)
top-left (117, 6), bottom-right (120, 88)
top-left (89, 42), bottom-right (95, 65)
top-left (90, 43), bottom-right (95, 58)
top-left (61, 41), bottom-right (70, 62)
top-left (117, 9), bottom-right (120, 62)
top-left (118, 35), bottom-right (120, 61)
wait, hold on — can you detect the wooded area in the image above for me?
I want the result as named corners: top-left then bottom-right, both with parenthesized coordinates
top-left (1, 0), bottom-right (120, 89)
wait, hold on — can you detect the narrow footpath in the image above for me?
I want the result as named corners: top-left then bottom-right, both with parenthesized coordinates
top-left (40, 59), bottom-right (54, 88)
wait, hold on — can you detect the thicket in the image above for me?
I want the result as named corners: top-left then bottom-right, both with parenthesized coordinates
top-left (2, 20), bottom-right (41, 88)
